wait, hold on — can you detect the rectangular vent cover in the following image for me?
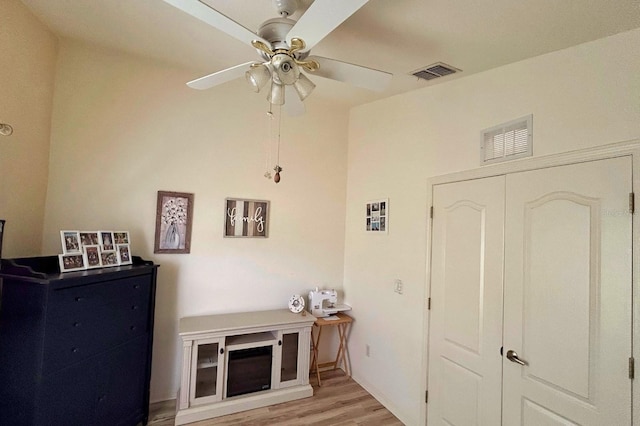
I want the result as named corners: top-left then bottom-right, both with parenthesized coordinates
top-left (412, 62), bottom-right (460, 81)
top-left (481, 115), bottom-right (533, 165)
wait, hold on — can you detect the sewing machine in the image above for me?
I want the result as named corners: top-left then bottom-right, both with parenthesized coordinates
top-left (308, 288), bottom-right (351, 318)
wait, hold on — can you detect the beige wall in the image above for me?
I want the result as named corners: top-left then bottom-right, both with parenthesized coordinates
top-left (5, 1), bottom-right (640, 421)
top-left (0, 0), bottom-right (57, 257)
top-left (344, 28), bottom-right (640, 425)
top-left (41, 39), bottom-right (349, 401)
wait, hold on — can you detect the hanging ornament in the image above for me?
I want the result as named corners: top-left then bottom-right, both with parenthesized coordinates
top-left (274, 165), bottom-right (282, 183)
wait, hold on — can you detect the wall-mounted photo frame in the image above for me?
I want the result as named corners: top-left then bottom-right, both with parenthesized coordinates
top-left (154, 191), bottom-right (194, 254)
top-left (224, 198), bottom-right (269, 238)
top-left (58, 253), bottom-right (86, 272)
top-left (366, 199), bottom-right (389, 233)
top-left (99, 231), bottom-right (115, 251)
top-left (60, 230), bottom-right (82, 254)
top-left (84, 245), bottom-right (102, 269)
top-left (101, 251), bottom-right (119, 267)
top-left (117, 244), bottom-right (132, 265)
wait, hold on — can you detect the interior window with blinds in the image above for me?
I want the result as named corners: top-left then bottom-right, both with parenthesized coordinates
top-left (481, 115), bottom-right (532, 164)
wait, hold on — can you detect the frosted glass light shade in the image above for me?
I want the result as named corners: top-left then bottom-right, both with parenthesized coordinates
top-left (245, 64), bottom-right (271, 93)
top-left (268, 82), bottom-right (285, 105)
top-left (293, 73), bottom-right (315, 101)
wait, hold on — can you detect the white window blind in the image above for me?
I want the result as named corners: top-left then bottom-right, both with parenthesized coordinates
top-left (481, 115), bottom-right (532, 164)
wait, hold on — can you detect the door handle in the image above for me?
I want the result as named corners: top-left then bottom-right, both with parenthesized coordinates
top-left (506, 350), bottom-right (528, 366)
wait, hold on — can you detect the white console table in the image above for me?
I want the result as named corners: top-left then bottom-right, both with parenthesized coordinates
top-left (175, 309), bottom-right (316, 425)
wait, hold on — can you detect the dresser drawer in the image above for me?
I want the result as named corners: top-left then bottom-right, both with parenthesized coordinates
top-left (47, 276), bottom-right (151, 319)
top-left (43, 278), bottom-right (151, 374)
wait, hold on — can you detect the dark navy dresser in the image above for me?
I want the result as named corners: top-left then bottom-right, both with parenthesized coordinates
top-left (0, 256), bottom-right (158, 426)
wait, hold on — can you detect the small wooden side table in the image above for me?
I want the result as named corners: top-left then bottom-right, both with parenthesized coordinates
top-left (310, 312), bottom-right (353, 386)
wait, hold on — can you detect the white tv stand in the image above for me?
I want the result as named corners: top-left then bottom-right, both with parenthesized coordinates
top-left (175, 309), bottom-right (316, 425)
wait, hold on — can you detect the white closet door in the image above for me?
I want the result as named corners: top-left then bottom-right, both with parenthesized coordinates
top-left (428, 176), bottom-right (505, 425)
top-left (503, 157), bottom-right (632, 425)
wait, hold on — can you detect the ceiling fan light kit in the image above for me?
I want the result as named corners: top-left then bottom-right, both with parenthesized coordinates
top-left (293, 73), bottom-right (315, 101)
top-left (245, 64), bottom-right (271, 93)
top-left (163, 0), bottom-right (392, 114)
top-left (268, 82), bottom-right (285, 105)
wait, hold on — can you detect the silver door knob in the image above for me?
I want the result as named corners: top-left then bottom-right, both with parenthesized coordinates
top-left (506, 350), bottom-right (527, 366)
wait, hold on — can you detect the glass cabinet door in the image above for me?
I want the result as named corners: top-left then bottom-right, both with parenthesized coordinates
top-left (190, 338), bottom-right (224, 404)
top-left (279, 331), bottom-right (300, 387)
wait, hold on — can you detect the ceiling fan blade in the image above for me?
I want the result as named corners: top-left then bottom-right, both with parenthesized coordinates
top-left (286, 0), bottom-right (369, 52)
top-left (308, 56), bottom-right (392, 92)
top-left (187, 62), bottom-right (255, 90)
top-left (284, 86), bottom-right (305, 117)
top-left (162, 0), bottom-right (269, 47)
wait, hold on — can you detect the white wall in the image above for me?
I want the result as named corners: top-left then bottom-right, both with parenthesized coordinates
top-left (41, 39), bottom-right (350, 401)
top-left (0, 0), bottom-right (57, 257)
top-left (344, 28), bottom-right (640, 425)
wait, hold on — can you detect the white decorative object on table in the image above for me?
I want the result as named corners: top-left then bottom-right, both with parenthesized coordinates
top-left (288, 294), bottom-right (305, 313)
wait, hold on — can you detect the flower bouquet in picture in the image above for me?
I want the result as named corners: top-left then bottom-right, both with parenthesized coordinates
top-left (154, 191), bottom-right (194, 254)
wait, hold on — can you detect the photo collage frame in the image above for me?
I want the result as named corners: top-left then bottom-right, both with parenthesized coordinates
top-left (59, 230), bottom-right (132, 272)
top-left (366, 199), bottom-right (389, 233)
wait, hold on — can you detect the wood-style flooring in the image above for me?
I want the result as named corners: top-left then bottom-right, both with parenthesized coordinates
top-left (148, 370), bottom-right (404, 426)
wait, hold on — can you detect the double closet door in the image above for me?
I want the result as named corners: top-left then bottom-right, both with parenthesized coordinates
top-left (427, 156), bottom-right (633, 425)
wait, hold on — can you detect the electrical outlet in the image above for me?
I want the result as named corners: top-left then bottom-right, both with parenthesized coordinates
top-left (394, 279), bottom-right (403, 294)
top-left (366, 344), bottom-right (371, 357)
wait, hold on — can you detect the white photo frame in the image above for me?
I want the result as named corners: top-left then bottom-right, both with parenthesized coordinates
top-left (58, 253), bottom-right (86, 272)
top-left (83, 245), bottom-right (102, 269)
top-left (365, 199), bottom-right (389, 233)
top-left (60, 230), bottom-right (82, 254)
top-left (117, 244), bottom-right (132, 265)
top-left (79, 231), bottom-right (100, 247)
top-left (100, 251), bottom-right (119, 267)
top-left (113, 231), bottom-right (130, 245)
top-left (99, 231), bottom-right (115, 252)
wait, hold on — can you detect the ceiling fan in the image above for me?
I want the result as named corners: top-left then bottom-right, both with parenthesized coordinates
top-left (162, 0), bottom-right (393, 115)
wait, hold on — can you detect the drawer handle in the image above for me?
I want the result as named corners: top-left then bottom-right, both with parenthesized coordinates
top-left (74, 297), bottom-right (84, 302)
top-left (133, 284), bottom-right (140, 289)
top-left (130, 326), bottom-right (137, 331)
top-left (73, 322), bottom-right (81, 327)
top-left (71, 347), bottom-right (79, 353)
top-left (131, 305), bottom-right (139, 310)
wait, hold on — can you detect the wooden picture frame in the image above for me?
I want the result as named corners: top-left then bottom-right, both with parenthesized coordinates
top-left (154, 191), bottom-right (194, 254)
top-left (366, 199), bottom-right (389, 233)
top-left (60, 230), bottom-right (82, 254)
top-left (224, 198), bottom-right (269, 238)
top-left (0, 219), bottom-right (5, 260)
top-left (58, 253), bottom-right (86, 272)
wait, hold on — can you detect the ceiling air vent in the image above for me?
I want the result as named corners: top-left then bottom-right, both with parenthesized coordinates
top-left (412, 62), bottom-right (460, 81)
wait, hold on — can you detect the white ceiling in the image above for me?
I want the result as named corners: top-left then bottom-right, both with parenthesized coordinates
top-left (19, 0), bottom-right (640, 108)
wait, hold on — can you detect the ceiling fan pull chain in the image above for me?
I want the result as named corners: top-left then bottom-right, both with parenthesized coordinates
top-left (264, 103), bottom-right (274, 180)
top-left (274, 105), bottom-right (283, 184)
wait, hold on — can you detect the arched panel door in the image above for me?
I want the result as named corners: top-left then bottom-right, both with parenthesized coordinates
top-left (503, 157), bottom-right (632, 425)
top-left (428, 176), bottom-right (505, 425)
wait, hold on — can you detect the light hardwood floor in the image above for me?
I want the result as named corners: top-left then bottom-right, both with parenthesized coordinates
top-left (148, 370), bottom-right (403, 426)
